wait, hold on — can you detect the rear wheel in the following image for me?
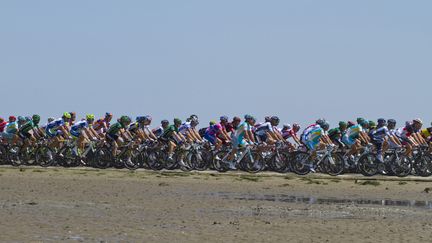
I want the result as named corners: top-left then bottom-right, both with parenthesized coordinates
top-left (212, 150), bottom-right (230, 172)
top-left (240, 150), bottom-right (265, 173)
top-left (291, 151), bottom-right (311, 175)
top-left (323, 153), bottom-right (345, 176)
top-left (145, 150), bottom-right (164, 170)
top-left (9, 145), bottom-right (22, 166)
top-left (414, 154), bottom-right (432, 177)
top-left (95, 147), bottom-right (112, 169)
top-left (35, 145), bottom-right (55, 167)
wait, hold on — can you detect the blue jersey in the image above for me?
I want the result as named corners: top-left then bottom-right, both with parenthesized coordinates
top-left (70, 120), bottom-right (88, 137)
top-left (45, 119), bottom-right (65, 136)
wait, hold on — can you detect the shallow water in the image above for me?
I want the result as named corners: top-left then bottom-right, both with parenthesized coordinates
top-left (211, 192), bottom-right (432, 209)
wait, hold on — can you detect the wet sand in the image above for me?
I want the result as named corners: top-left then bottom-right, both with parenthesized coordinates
top-left (0, 167), bottom-right (432, 242)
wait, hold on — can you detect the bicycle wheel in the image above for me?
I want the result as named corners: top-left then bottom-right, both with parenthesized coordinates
top-left (389, 153), bottom-right (412, 177)
top-left (94, 147), bottom-right (113, 169)
top-left (194, 149), bottom-right (211, 171)
top-left (145, 150), bottom-right (164, 170)
top-left (240, 150), bottom-right (265, 173)
top-left (0, 144), bottom-right (7, 165)
top-left (212, 150), bottom-right (230, 172)
top-left (268, 152), bottom-right (289, 173)
top-left (414, 154), bottom-right (432, 177)
top-left (290, 151), bottom-right (311, 175)
top-left (323, 153), bottom-right (345, 176)
top-left (124, 149), bottom-right (143, 170)
top-left (357, 153), bottom-right (378, 176)
top-left (35, 145), bottom-right (55, 167)
top-left (8, 145), bottom-right (22, 166)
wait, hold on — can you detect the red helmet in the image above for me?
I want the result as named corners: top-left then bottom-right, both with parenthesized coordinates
top-left (9, 116), bottom-right (16, 122)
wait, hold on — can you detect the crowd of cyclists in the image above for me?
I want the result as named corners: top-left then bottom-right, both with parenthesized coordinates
top-left (0, 112), bottom-right (431, 177)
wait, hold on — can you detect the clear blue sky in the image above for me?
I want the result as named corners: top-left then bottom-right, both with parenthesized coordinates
top-left (1, 1), bottom-right (431, 127)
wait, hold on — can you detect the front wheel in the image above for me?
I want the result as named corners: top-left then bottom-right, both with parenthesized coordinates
top-left (357, 153), bottom-right (378, 176)
top-left (212, 150), bottom-right (230, 172)
top-left (240, 150), bottom-right (265, 173)
top-left (35, 146), bottom-right (55, 167)
top-left (414, 154), bottom-right (432, 177)
top-left (94, 147), bottom-right (113, 169)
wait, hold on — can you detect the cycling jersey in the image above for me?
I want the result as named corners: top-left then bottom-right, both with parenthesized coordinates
top-left (301, 124), bottom-right (317, 142)
top-left (70, 120), bottom-right (89, 137)
top-left (396, 127), bottom-right (412, 140)
top-left (342, 124), bottom-right (363, 146)
top-left (161, 125), bottom-right (178, 140)
top-left (232, 122), bottom-right (251, 147)
top-left (328, 128), bottom-right (341, 141)
top-left (304, 126), bottom-right (324, 150)
top-left (152, 126), bottom-right (164, 137)
top-left (94, 118), bottom-right (110, 134)
top-left (282, 129), bottom-right (297, 140)
top-left (370, 126), bottom-right (390, 143)
top-left (421, 128), bottom-right (432, 139)
top-left (107, 122), bottom-right (125, 136)
top-left (6, 121), bottom-right (18, 134)
top-left (0, 121), bottom-right (7, 133)
top-left (178, 122), bottom-right (192, 135)
top-left (255, 122), bottom-right (273, 136)
top-left (204, 124), bottom-right (222, 145)
top-left (45, 119), bottom-right (65, 137)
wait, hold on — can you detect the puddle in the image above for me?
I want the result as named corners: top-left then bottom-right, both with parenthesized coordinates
top-left (212, 192), bottom-right (432, 210)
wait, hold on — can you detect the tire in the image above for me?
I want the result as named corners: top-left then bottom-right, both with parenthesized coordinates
top-left (212, 150), bottom-right (230, 172)
top-left (357, 153), bottom-right (378, 176)
top-left (194, 149), bottom-right (211, 171)
top-left (0, 145), bottom-right (7, 165)
top-left (35, 145), bottom-right (55, 167)
top-left (291, 151), bottom-right (311, 175)
top-left (323, 153), bottom-right (345, 176)
top-left (240, 150), bottom-right (265, 173)
top-left (145, 150), bottom-right (164, 170)
top-left (414, 154), bottom-right (432, 177)
top-left (161, 151), bottom-right (178, 170)
top-left (124, 150), bottom-right (143, 170)
top-left (268, 152), bottom-right (288, 173)
top-left (389, 154), bottom-right (412, 177)
top-left (95, 147), bottom-right (112, 169)
top-left (58, 147), bottom-right (79, 167)
top-left (8, 145), bottom-right (22, 166)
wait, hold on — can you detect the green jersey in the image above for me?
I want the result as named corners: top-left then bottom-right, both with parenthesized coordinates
top-left (161, 125), bottom-right (178, 139)
top-left (107, 122), bottom-right (125, 136)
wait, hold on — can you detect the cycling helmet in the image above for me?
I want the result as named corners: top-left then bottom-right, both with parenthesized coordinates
top-left (244, 114), bottom-right (252, 120)
top-left (347, 121), bottom-right (355, 127)
top-left (321, 121), bottom-right (330, 130)
top-left (47, 117), bottom-right (55, 123)
top-left (174, 118), bottom-right (182, 125)
top-left (360, 119), bottom-right (369, 127)
top-left (32, 114), bottom-right (41, 124)
top-left (357, 117), bottom-right (365, 124)
top-left (189, 114), bottom-right (198, 121)
top-left (220, 116), bottom-right (229, 122)
top-left (105, 112), bottom-right (113, 117)
top-left (377, 118), bottom-right (386, 126)
top-left (0, 117), bottom-right (3, 123)
top-left (18, 116), bottom-right (25, 122)
top-left (271, 116), bottom-right (280, 123)
top-left (413, 118), bottom-right (423, 125)
top-left (233, 116), bottom-right (241, 122)
top-left (25, 116), bottom-right (32, 122)
top-left (387, 119), bottom-right (396, 125)
top-left (293, 123), bottom-right (301, 131)
top-left (369, 120), bottom-right (376, 128)
top-left (316, 118), bottom-right (325, 126)
top-left (144, 115), bottom-right (152, 122)
top-left (9, 116), bottom-right (16, 122)
top-left (161, 119), bottom-right (169, 125)
top-left (210, 120), bottom-right (217, 126)
top-left (338, 121), bottom-right (347, 128)
top-left (120, 116), bottom-right (131, 124)
top-left (264, 116), bottom-right (271, 122)
top-left (283, 124), bottom-right (291, 130)
top-left (136, 116), bottom-right (145, 122)
top-left (63, 112), bottom-right (71, 119)
top-left (86, 114), bottom-right (95, 120)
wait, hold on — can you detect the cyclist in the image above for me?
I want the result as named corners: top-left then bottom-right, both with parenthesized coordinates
top-left (369, 118), bottom-right (390, 164)
top-left (342, 119), bottom-right (370, 160)
top-left (383, 119), bottom-right (402, 152)
top-left (224, 115), bottom-right (256, 169)
top-left (106, 116), bottom-right (132, 157)
top-left (70, 114), bottom-right (98, 153)
top-left (179, 117), bottom-right (202, 143)
top-left (217, 116), bottom-right (232, 143)
top-left (16, 114), bottom-right (41, 149)
top-left (0, 117), bottom-right (7, 133)
top-left (45, 112), bottom-right (72, 149)
top-left (204, 121), bottom-right (226, 149)
top-left (160, 118), bottom-right (185, 160)
top-left (152, 120), bottom-right (169, 138)
top-left (302, 121), bottom-right (331, 171)
top-left (255, 116), bottom-right (280, 144)
top-left (1, 116), bottom-right (18, 144)
top-left (69, 112), bottom-right (77, 126)
top-left (282, 123), bottom-right (302, 146)
top-left (94, 112), bottom-right (113, 135)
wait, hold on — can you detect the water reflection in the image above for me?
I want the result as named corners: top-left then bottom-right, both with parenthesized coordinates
top-left (213, 192), bottom-right (432, 209)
